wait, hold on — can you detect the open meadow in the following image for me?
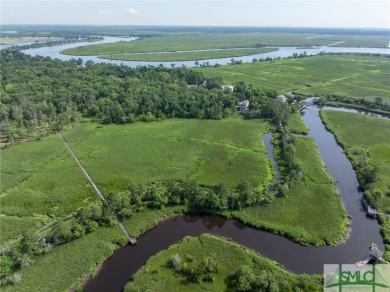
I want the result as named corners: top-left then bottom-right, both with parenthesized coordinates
top-left (286, 113), bottom-right (309, 134)
top-left (62, 118), bottom-right (273, 192)
top-left (198, 54), bottom-right (390, 101)
top-left (0, 118), bottom-right (272, 244)
top-left (0, 134), bottom-right (97, 244)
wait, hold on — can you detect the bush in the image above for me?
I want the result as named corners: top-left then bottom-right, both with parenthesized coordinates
top-left (11, 273), bottom-right (22, 285)
top-left (170, 254), bottom-right (182, 271)
top-left (112, 236), bottom-right (129, 246)
top-left (0, 256), bottom-right (14, 279)
top-left (169, 254), bottom-right (218, 284)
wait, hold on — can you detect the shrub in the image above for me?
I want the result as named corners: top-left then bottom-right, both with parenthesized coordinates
top-left (0, 256), bottom-right (14, 279)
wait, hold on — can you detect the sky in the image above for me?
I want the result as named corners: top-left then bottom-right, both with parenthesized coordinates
top-left (1, 0), bottom-right (389, 29)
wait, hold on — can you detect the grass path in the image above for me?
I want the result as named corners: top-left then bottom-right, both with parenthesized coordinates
top-left (58, 132), bottom-right (137, 244)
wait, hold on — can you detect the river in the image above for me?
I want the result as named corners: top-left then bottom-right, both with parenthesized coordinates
top-left (16, 36), bottom-right (390, 68)
top-left (83, 102), bottom-right (385, 292)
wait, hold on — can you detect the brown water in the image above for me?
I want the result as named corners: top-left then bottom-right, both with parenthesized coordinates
top-left (84, 101), bottom-right (384, 292)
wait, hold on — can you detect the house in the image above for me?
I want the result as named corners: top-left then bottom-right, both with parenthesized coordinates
top-left (222, 84), bottom-right (234, 92)
top-left (277, 95), bottom-right (287, 103)
top-left (238, 100), bottom-right (250, 112)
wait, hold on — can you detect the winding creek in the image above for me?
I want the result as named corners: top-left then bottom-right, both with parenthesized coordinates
top-left (14, 36), bottom-right (390, 68)
top-left (83, 100), bottom-right (385, 292)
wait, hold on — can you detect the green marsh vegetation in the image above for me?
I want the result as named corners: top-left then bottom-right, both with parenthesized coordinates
top-left (0, 207), bottom-right (185, 292)
top-left (198, 54), bottom-right (390, 102)
top-left (0, 115), bottom-right (347, 288)
top-left (98, 48), bottom-right (276, 62)
top-left (286, 113), bottom-right (309, 134)
top-left (0, 134), bottom-right (97, 243)
top-left (63, 118), bottom-right (272, 192)
top-left (0, 37), bottom-right (48, 44)
top-left (61, 31), bottom-right (390, 57)
top-left (62, 116), bottom-right (346, 246)
top-left (233, 136), bottom-right (347, 246)
top-left (320, 111), bottom-right (390, 259)
top-left (0, 117), bottom-right (272, 288)
top-left (317, 95), bottom-right (390, 116)
top-left (126, 234), bottom-right (322, 292)
top-left (60, 32), bottom-right (331, 56)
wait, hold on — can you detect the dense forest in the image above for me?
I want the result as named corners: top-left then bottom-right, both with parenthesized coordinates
top-left (0, 49), bottom-right (290, 144)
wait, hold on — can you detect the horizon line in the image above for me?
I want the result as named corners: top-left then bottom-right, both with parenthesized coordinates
top-left (1, 24), bottom-right (390, 30)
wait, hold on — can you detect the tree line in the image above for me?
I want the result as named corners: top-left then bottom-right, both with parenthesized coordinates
top-left (1, 49), bottom-right (291, 144)
top-left (108, 180), bottom-right (262, 220)
top-left (317, 94), bottom-right (390, 114)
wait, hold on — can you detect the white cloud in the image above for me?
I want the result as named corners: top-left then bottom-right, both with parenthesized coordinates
top-left (98, 8), bottom-right (138, 15)
top-left (99, 9), bottom-right (115, 14)
top-left (127, 8), bottom-right (139, 14)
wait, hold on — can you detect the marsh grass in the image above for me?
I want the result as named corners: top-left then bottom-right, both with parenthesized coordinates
top-left (99, 48), bottom-right (276, 62)
top-left (198, 55), bottom-right (390, 101)
top-left (1, 206), bottom-right (185, 292)
top-left (61, 32), bottom-right (389, 57)
top-left (232, 137), bottom-right (347, 246)
top-left (286, 113), bottom-right (309, 134)
top-left (126, 234), bottom-right (322, 291)
top-left (1, 135), bottom-right (97, 218)
top-left (63, 118), bottom-right (273, 192)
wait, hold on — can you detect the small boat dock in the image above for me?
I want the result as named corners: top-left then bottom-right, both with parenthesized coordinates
top-left (361, 198), bottom-right (378, 217)
top-left (355, 243), bottom-right (385, 267)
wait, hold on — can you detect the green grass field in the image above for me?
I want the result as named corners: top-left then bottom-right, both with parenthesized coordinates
top-left (286, 113), bottom-right (309, 134)
top-left (0, 134), bottom-right (97, 244)
top-left (98, 48), bottom-right (276, 62)
top-left (126, 234), bottom-right (322, 292)
top-left (61, 32), bottom-right (390, 57)
top-left (1, 117), bottom-right (271, 245)
top-left (0, 216), bottom-right (41, 244)
top-left (63, 118), bottom-right (273, 192)
top-left (325, 34), bottom-right (390, 48)
top-left (233, 137), bottom-right (347, 246)
top-left (198, 55), bottom-right (390, 101)
top-left (2, 225), bottom-right (121, 292)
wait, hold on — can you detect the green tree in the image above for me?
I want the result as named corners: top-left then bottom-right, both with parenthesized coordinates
top-left (236, 181), bottom-right (257, 207)
top-left (19, 231), bottom-right (35, 254)
top-left (0, 256), bottom-right (14, 279)
top-left (230, 265), bottom-right (255, 291)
